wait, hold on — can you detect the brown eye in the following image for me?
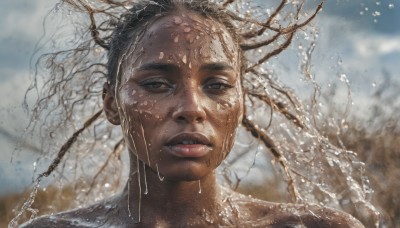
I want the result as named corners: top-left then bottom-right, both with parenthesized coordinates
top-left (140, 78), bottom-right (173, 92)
top-left (204, 78), bottom-right (233, 93)
top-left (144, 82), bottom-right (166, 88)
top-left (206, 83), bottom-right (229, 90)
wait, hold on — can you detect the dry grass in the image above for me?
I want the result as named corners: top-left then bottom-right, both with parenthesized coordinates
top-left (0, 184), bottom-right (77, 227)
top-left (329, 123), bottom-right (400, 227)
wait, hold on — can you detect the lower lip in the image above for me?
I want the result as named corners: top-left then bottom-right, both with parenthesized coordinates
top-left (165, 144), bottom-right (211, 158)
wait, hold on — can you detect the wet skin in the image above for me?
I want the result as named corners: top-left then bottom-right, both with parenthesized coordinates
top-left (108, 10), bottom-right (243, 181)
top-left (21, 10), bottom-right (364, 228)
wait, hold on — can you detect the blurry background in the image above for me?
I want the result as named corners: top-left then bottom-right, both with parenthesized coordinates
top-left (0, 0), bottom-right (399, 227)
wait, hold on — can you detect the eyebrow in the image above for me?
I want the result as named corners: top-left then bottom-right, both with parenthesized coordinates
top-left (137, 63), bottom-right (179, 72)
top-left (200, 62), bottom-right (234, 72)
top-left (136, 62), bottom-right (234, 72)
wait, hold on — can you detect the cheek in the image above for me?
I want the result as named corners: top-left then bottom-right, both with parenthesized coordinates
top-left (119, 86), bottom-right (161, 119)
top-left (220, 88), bottom-right (244, 123)
top-left (214, 95), bottom-right (242, 137)
top-left (215, 89), bottom-right (243, 149)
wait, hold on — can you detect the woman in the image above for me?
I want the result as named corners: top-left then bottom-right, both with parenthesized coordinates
top-left (16, 0), bottom-right (365, 227)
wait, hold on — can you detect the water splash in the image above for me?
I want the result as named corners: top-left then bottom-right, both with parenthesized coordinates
top-left (11, 0), bottom-right (386, 227)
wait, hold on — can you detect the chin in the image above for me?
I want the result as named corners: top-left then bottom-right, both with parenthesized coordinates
top-left (159, 162), bottom-right (212, 182)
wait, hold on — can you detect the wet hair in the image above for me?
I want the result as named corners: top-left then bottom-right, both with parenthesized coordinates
top-left (107, 0), bottom-right (243, 86)
top-left (13, 0), bottom-right (378, 226)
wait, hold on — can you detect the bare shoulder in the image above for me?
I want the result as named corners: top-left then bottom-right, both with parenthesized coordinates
top-left (19, 200), bottom-right (117, 228)
top-left (226, 191), bottom-right (364, 227)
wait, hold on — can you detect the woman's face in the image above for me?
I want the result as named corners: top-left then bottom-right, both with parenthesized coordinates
top-left (107, 11), bottom-right (243, 181)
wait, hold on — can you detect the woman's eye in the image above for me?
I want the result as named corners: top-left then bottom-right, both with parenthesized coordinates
top-left (207, 83), bottom-right (227, 90)
top-left (140, 79), bottom-right (172, 91)
top-left (204, 81), bottom-right (233, 92)
top-left (144, 82), bottom-right (166, 88)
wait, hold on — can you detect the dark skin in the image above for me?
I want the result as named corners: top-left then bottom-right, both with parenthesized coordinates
top-left (21, 11), bottom-right (364, 228)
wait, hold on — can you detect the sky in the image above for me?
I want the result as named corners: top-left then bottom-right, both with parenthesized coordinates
top-left (0, 0), bottom-right (399, 196)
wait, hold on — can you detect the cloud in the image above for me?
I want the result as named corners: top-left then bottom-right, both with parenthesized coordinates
top-left (355, 36), bottom-right (400, 57)
top-left (0, 0), bottom-right (57, 77)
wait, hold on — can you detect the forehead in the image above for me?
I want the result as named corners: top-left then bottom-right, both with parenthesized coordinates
top-left (125, 10), bottom-right (238, 68)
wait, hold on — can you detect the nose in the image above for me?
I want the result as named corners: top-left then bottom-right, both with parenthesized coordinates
top-left (172, 88), bottom-right (206, 124)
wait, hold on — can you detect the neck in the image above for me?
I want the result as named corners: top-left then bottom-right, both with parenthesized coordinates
top-left (119, 155), bottom-right (223, 225)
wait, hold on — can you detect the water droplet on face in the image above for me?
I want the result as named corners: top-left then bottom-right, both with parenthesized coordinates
top-left (184, 27), bottom-right (191, 33)
top-left (132, 90), bottom-right (136, 95)
top-left (156, 163), bottom-right (164, 181)
top-left (174, 16), bottom-right (182, 24)
top-left (174, 36), bottom-right (179, 43)
top-left (159, 52), bottom-right (164, 60)
top-left (182, 55), bottom-right (187, 64)
top-left (198, 180), bottom-right (202, 194)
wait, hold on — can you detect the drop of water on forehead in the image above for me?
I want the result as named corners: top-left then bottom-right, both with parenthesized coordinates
top-left (159, 52), bottom-right (164, 60)
top-left (174, 16), bottom-right (182, 24)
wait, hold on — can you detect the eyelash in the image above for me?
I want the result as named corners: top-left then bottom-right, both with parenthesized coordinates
top-left (140, 79), bottom-right (172, 90)
top-left (204, 82), bottom-right (232, 91)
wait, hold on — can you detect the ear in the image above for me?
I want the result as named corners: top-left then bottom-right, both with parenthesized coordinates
top-left (103, 82), bottom-right (121, 125)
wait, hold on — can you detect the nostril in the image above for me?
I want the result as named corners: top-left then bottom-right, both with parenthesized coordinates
top-left (177, 116), bottom-right (185, 121)
top-left (195, 116), bottom-right (204, 122)
top-left (173, 110), bottom-right (206, 123)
